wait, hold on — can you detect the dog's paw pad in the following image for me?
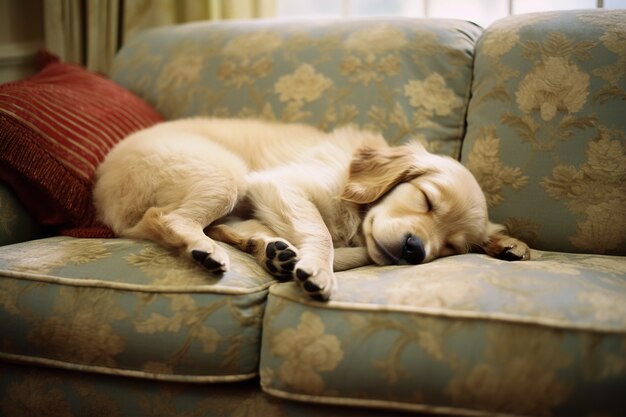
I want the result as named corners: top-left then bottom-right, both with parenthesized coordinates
top-left (265, 240), bottom-right (299, 281)
top-left (278, 249), bottom-right (297, 261)
top-left (295, 268), bottom-right (311, 282)
top-left (310, 293), bottom-right (330, 302)
top-left (265, 241), bottom-right (287, 259)
top-left (294, 266), bottom-right (335, 302)
top-left (302, 280), bottom-right (321, 293)
top-left (191, 250), bottom-right (227, 274)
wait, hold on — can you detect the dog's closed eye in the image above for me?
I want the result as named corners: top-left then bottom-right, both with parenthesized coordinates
top-left (421, 191), bottom-right (434, 212)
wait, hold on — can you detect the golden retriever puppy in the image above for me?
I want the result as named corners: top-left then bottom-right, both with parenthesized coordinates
top-left (94, 118), bottom-right (530, 300)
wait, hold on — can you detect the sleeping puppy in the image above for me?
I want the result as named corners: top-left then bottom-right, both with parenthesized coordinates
top-left (93, 118), bottom-right (530, 300)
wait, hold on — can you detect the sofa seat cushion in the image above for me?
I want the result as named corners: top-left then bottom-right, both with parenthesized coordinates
top-left (112, 17), bottom-right (482, 158)
top-left (0, 236), bottom-right (274, 382)
top-left (0, 362), bottom-right (413, 417)
top-left (260, 251), bottom-right (626, 416)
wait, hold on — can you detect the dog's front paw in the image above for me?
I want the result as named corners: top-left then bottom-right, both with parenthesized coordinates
top-left (491, 237), bottom-right (531, 261)
top-left (190, 244), bottom-right (229, 275)
top-left (264, 240), bottom-right (299, 281)
top-left (294, 263), bottom-right (337, 301)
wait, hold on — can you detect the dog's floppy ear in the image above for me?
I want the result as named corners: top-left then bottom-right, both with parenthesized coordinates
top-left (342, 142), bottom-right (427, 204)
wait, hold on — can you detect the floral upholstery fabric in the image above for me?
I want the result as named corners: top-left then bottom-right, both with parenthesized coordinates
top-left (0, 237), bottom-right (274, 382)
top-left (3, 242), bottom-right (623, 416)
top-left (111, 18), bottom-right (482, 158)
top-left (260, 251), bottom-right (626, 416)
top-left (2, 12), bottom-right (625, 417)
top-left (462, 10), bottom-right (626, 255)
top-left (0, 363), bottom-right (413, 417)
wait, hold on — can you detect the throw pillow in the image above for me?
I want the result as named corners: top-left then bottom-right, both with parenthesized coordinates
top-left (0, 51), bottom-right (163, 236)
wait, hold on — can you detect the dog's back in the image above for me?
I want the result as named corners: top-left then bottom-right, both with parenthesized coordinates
top-left (93, 118), bottom-right (324, 234)
top-left (155, 118), bottom-right (327, 171)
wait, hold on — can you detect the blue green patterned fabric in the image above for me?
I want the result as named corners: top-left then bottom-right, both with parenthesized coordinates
top-left (0, 363), bottom-right (414, 417)
top-left (462, 10), bottom-right (626, 255)
top-left (2, 11), bottom-right (625, 417)
top-left (0, 182), bottom-right (43, 246)
top-left (260, 251), bottom-right (626, 416)
top-left (0, 236), bottom-right (274, 382)
top-left (111, 18), bottom-right (482, 158)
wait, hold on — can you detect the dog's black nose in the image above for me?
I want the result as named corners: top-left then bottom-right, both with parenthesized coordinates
top-left (402, 235), bottom-right (425, 264)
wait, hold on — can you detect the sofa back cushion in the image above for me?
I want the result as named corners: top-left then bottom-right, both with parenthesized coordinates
top-left (111, 18), bottom-right (482, 158)
top-left (462, 10), bottom-right (626, 255)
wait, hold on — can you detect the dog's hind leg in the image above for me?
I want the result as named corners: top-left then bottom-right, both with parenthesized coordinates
top-left (125, 181), bottom-right (242, 275)
top-left (210, 221), bottom-right (371, 274)
top-left (207, 219), bottom-right (299, 281)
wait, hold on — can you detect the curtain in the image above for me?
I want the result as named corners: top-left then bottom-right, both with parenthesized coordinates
top-left (124, 0), bottom-right (276, 42)
top-left (44, 0), bottom-right (88, 68)
top-left (44, 0), bottom-right (276, 75)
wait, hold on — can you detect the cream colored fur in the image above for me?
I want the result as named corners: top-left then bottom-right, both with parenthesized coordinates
top-left (94, 118), bottom-right (530, 300)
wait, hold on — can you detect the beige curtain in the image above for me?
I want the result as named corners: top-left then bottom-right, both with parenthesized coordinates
top-left (44, 0), bottom-right (89, 68)
top-left (44, 0), bottom-right (276, 75)
top-left (44, 0), bottom-right (123, 74)
top-left (124, 0), bottom-right (276, 42)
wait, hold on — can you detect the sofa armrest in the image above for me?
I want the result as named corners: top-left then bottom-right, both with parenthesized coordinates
top-left (0, 181), bottom-right (44, 246)
top-left (462, 9), bottom-right (626, 256)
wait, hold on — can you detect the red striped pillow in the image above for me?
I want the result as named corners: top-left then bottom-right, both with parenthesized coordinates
top-left (0, 54), bottom-right (163, 235)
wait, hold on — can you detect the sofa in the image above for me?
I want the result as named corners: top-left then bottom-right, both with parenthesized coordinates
top-left (1, 9), bottom-right (624, 417)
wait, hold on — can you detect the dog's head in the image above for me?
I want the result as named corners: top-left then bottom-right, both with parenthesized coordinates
top-left (342, 142), bottom-right (501, 265)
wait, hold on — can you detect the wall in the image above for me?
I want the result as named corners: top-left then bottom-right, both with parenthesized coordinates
top-left (0, 0), bottom-right (44, 83)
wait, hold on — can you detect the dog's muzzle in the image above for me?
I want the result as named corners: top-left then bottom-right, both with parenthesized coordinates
top-left (402, 235), bottom-right (426, 264)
